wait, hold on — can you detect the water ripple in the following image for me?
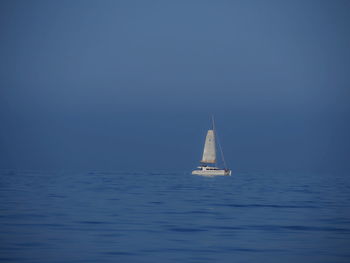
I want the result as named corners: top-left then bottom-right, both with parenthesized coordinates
top-left (1, 170), bottom-right (349, 263)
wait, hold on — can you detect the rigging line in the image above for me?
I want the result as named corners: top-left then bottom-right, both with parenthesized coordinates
top-left (217, 134), bottom-right (228, 169)
top-left (212, 115), bottom-right (228, 169)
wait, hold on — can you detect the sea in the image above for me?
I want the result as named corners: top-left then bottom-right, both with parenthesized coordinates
top-left (0, 170), bottom-right (349, 263)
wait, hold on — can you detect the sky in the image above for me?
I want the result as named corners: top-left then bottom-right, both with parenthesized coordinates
top-left (0, 0), bottom-right (349, 172)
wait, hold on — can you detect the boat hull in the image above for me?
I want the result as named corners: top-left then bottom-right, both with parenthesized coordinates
top-left (192, 169), bottom-right (231, 176)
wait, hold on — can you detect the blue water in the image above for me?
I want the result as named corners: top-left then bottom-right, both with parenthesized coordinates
top-left (1, 170), bottom-right (350, 263)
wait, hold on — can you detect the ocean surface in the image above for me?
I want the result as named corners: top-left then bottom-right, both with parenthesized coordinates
top-left (0, 170), bottom-right (349, 263)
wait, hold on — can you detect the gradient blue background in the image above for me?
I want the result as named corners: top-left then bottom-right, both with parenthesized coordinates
top-left (0, 0), bottom-right (349, 172)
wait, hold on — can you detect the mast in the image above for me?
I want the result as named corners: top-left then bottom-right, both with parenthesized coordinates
top-left (211, 115), bottom-right (216, 167)
top-left (211, 114), bottom-right (215, 131)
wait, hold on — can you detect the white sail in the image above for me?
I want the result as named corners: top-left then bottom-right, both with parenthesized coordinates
top-left (201, 130), bottom-right (216, 164)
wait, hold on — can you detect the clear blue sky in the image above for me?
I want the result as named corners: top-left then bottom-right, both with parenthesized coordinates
top-left (0, 0), bottom-right (349, 172)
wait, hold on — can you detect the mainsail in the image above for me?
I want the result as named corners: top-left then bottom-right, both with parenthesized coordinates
top-left (201, 130), bottom-right (216, 164)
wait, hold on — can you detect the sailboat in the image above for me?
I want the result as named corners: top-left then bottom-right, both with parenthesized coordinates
top-left (192, 116), bottom-right (231, 176)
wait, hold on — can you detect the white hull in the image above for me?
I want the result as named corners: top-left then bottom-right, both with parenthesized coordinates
top-left (192, 169), bottom-right (231, 176)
